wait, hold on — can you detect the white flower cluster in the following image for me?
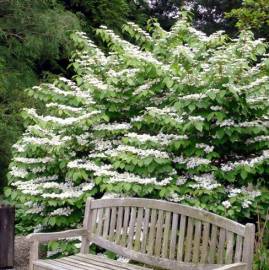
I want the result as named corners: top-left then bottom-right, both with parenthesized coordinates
top-left (21, 135), bottom-right (71, 146)
top-left (93, 123), bottom-right (131, 131)
top-left (14, 157), bottom-right (53, 164)
top-left (49, 207), bottom-right (73, 216)
top-left (9, 167), bottom-right (28, 178)
top-left (190, 174), bottom-right (221, 190)
top-left (106, 145), bottom-right (170, 159)
top-left (188, 116), bottom-right (205, 122)
top-left (125, 132), bottom-right (188, 145)
top-left (46, 103), bottom-right (83, 113)
top-left (146, 107), bottom-right (184, 123)
top-left (67, 159), bottom-right (171, 186)
top-left (196, 143), bottom-right (214, 153)
top-left (26, 108), bottom-right (100, 127)
top-left (173, 156), bottom-right (211, 169)
top-left (246, 135), bottom-right (269, 144)
top-left (26, 203), bottom-right (45, 214)
top-left (33, 84), bottom-right (94, 104)
top-left (221, 150), bottom-right (269, 171)
top-left (222, 200), bottom-right (231, 209)
top-left (84, 75), bottom-right (108, 91)
top-left (132, 80), bottom-right (159, 95)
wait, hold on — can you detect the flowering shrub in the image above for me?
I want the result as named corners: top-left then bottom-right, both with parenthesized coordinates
top-left (6, 15), bottom-right (269, 246)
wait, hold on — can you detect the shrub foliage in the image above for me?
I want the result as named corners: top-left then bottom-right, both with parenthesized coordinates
top-left (6, 17), bottom-right (269, 237)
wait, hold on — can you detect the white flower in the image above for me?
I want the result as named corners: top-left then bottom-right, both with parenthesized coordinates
top-left (222, 200), bottom-right (231, 209)
top-left (14, 157), bottom-right (53, 164)
top-left (196, 143), bottom-right (214, 153)
top-left (106, 145), bottom-right (169, 159)
top-left (190, 174), bottom-right (221, 190)
top-left (242, 200), bottom-right (252, 209)
top-left (49, 207), bottom-right (73, 216)
top-left (93, 123), bottom-right (131, 131)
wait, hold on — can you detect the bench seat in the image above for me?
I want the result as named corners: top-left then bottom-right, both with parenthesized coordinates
top-left (34, 253), bottom-right (152, 270)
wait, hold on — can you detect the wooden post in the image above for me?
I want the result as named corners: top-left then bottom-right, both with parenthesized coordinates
top-left (0, 204), bottom-right (15, 269)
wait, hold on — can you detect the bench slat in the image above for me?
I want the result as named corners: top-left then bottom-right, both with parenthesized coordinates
top-left (109, 207), bottom-right (117, 241)
top-left (141, 208), bottom-right (150, 253)
top-left (103, 208), bottom-right (110, 239)
top-left (134, 208), bottom-right (143, 251)
top-left (115, 207), bottom-right (124, 244)
top-left (96, 208), bottom-right (104, 236)
top-left (208, 225), bottom-right (218, 263)
top-left (225, 231), bottom-right (234, 264)
top-left (147, 209), bottom-right (157, 255)
top-left (184, 217), bottom-right (194, 262)
top-left (169, 213), bottom-right (179, 260)
top-left (77, 253), bottom-right (151, 270)
top-left (217, 228), bottom-right (226, 264)
top-left (192, 220), bottom-right (202, 263)
top-left (122, 207), bottom-right (130, 247)
top-left (177, 214), bottom-right (186, 261)
top-left (234, 235), bottom-right (243, 262)
top-left (162, 211), bottom-right (171, 258)
top-left (127, 207), bottom-right (137, 249)
top-left (200, 222), bottom-right (210, 263)
top-left (155, 210), bottom-right (164, 257)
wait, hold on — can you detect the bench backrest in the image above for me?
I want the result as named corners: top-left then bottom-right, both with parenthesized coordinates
top-left (81, 198), bottom-right (255, 270)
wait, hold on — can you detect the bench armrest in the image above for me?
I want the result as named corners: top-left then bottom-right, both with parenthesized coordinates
top-left (27, 228), bottom-right (88, 243)
top-left (27, 228), bottom-right (88, 270)
top-left (214, 263), bottom-right (247, 270)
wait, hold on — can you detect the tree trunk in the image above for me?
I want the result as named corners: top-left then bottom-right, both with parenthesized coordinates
top-left (0, 205), bottom-right (15, 269)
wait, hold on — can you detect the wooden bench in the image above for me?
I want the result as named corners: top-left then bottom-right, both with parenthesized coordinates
top-left (27, 198), bottom-right (255, 270)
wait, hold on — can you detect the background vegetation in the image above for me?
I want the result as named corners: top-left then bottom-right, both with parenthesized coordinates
top-left (1, 0), bottom-right (269, 191)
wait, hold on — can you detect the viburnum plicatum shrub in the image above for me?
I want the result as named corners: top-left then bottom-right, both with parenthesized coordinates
top-left (6, 17), bottom-right (269, 234)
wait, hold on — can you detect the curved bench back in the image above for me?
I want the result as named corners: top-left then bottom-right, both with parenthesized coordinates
top-left (81, 198), bottom-right (254, 270)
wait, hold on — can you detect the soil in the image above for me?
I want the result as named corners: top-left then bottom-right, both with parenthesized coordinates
top-left (14, 236), bottom-right (30, 270)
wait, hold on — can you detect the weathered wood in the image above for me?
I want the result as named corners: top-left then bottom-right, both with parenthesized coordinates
top-left (30, 240), bottom-right (39, 270)
top-left (109, 207), bottom-right (117, 241)
top-left (127, 207), bottom-right (137, 249)
top-left (103, 208), bottom-right (111, 238)
top-left (91, 235), bottom-right (222, 270)
top-left (80, 198), bottom-right (92, 253)
top-left (200, 222), bottom-right (210, 263)
top-left (134, 208), bottom-right (143, 251)
top-left (208, 225), bottom-right (218, 264)
top-left (213, 263), bottom-right (247, 270)
top-left (96, 208), bottom-right (104, 236)
top-left (217, 228), bottom-right (226, 264)
top-left (242, 224), bottom-right (255, 270)
top-left (141, 208), bottom-right (150, 253)
top-left (184, 217), bottom-right (194, 262)
top-left (234, 235), bottom-right (243, 262)
top-left (90, 209), bottom-right (97, 233)
top-left (77, 253), bottom-right (150, 270)
top-left (0, 205), bottom-right (15, 269)
top-left (177, 214), bottom-right (186, 261)
top-left (225, 232), bottom-right (234, 264)
top-left (147, 209), bottom-right (157, 255)
top-left (91, 199), bottom-right (246, 236)
top-left (28, 198), bottom-right (255, 270)
top-left (154, 210), bottom-right (164, 257)
top-left (115, 206), bottom-right (124, 244)
top-left (27, 228), bottom-right (88, 242)
top-left (169, 213), bottom-right (179, 260)
top-left (121, 206), bottom-right (130, 246)
top-left (162, 211), bottom-right (171, 258)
